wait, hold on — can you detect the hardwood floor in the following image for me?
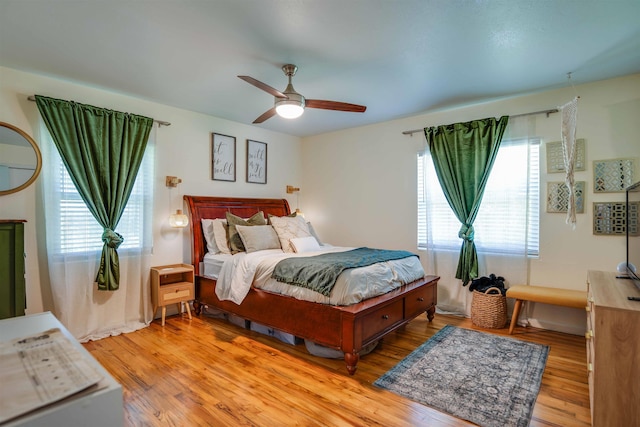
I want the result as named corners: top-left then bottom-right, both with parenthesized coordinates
top-left (84, 311), bottom-right (591, 426)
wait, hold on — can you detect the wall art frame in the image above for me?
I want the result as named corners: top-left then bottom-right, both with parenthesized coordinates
top-left (593, 158), bottom-right (635, 193)
top-left (546, 139), bottom-right (586, 173)
top-left (593, 201), bottom-right (640, 235)
top-left (211, 132), bottom-right (236, 182)
top-left (246, 139), bottom-right (267, 184)
top-left (546, 181), bottom-right (585, 213)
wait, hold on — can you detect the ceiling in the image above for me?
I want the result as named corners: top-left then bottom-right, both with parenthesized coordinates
top-left (2, 1), bottom-right (640, 137)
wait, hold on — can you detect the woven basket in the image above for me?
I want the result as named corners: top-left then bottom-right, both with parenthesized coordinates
top-left (471, 287), bottom-right (507, 329)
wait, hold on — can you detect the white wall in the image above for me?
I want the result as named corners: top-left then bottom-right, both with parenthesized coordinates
top-left (0, 66), bottom-right (302, 315)
top-left (301, 73), bottom-right (640, 334)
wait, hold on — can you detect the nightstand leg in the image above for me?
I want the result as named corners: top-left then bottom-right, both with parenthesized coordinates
top-left (161, 306), bottom-right (167, 326)
top-left (185, 301), bottom-right (192, 320)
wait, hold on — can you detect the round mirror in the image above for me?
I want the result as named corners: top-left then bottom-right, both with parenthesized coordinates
top-left (0, 122), bottom-right (42, 196)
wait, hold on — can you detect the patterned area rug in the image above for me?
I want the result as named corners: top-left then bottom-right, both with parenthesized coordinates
top-left (374, 325), bottom-right (549, 427)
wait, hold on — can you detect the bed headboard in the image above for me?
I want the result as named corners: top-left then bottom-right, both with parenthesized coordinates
top-left (183, 195), bottom-right (291, 271)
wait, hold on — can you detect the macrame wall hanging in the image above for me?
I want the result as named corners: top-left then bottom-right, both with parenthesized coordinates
top-left (559, 95), bottom-right (579, 228)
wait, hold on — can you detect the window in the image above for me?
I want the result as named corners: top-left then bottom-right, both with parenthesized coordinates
top-left (47, 137), bottom-right (155, 256)
top-left (418, 138), bottom-right (539, 256)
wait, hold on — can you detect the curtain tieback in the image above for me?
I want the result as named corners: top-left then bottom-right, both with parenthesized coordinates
top-left (458, 224), bottom-right (475, 242)
top-left (102, 228), bottom-right (124, 249)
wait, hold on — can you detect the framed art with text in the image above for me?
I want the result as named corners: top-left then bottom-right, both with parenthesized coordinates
top-left (211, 133), bottom-right (236, 182)
top-left (246, 139), bottom-right (267, 184)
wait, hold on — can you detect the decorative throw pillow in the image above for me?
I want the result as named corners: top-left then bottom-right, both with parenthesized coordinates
top-left (236, 225), bottom-right (281, 253)
top-left (290, 236), bottom-right (321, 253)
top-left (226, 211), bottom-right (267, 253)
top-left (269, 214), bottom-right (312, 253)
top-left (201, 219), bottom-right (219, 254)
top-left (211, 219), bottom-right (231, 255)
top-left (266, 211), bottom-right (297, 224)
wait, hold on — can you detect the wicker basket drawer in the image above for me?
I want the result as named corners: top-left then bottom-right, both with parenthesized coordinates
top-left (159, 282), bottom-right (194, 304)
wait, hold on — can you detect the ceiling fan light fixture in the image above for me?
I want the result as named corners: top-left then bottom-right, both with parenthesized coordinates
top-left (275, 91), bottom-right (305, 119)
top-left (275, 102), bottom-right (304, 119)
top-left (240, 64), bottom-right (366, 124)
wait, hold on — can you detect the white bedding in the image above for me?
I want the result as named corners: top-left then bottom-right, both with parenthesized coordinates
top-left (214, 246), bottom-right (425, 305)
top-left (203, 253), bottom-right (232, 279)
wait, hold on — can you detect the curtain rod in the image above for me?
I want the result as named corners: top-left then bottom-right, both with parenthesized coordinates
top-left (401, 108), bottom-right (559, 136)
top-left (27, 96), bottom-right (171, 127)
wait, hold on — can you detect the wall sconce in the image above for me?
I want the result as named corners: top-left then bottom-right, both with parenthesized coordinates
top-left (167, 176), bottom-right (188, 228)
top-left (166, 176), bottom-right (182, 187)
top-left (169, 209), bottom-right (189, 227)
top-left (286, 185), bottom-right (304, 217)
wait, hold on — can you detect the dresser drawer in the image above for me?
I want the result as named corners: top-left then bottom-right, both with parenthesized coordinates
top-left (159, 282), bottom-right (194, 305)
top-left (405, 285), bottom-right (436, 319)
top-left (361, 299), bottom-right (404, 342)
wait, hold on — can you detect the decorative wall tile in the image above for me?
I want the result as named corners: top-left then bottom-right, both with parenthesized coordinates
top-left (546, 139), bottom-right (586, 173)
top-left (593, 201), bottom-right (640, 235)
top-left (546, 181), bottom-right (585, 213)
top-left (593, 158), bottom-right (635, 192)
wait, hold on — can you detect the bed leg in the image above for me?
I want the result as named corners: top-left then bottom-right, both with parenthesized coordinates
top-left (426, 305), bottom-right (435, 322)
top-left (344, 351), bottom-right (359, 375)
top-left (193, 300), bottom-right (202, 316)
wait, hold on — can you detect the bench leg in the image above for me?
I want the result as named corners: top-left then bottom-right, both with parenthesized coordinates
top-left (509, 299), bottom-right (523, 334)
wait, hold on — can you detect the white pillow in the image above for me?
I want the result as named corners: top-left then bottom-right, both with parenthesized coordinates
top-left (307, 222), bottom-right (322, 245)
top-left (269, 215), bottom-right (312, 253)
top-left (211, 218), bottom-right (231, 255)
top-left (236, 225), bottom-right (281, 253)
top-left (201, 219), bottom-right (219, 254)
top-left (290, 236), bottom-right (321, 253)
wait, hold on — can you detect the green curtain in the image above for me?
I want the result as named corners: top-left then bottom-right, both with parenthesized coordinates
top-left (35, 95), bottom-right (153, 291)
top-left (424, 116), bottom-right (509, 285)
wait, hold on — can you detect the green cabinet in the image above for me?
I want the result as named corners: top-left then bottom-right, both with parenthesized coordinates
top-left (0, 220), bottom-right (26, 319)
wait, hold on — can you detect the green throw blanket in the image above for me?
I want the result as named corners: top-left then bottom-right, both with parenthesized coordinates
top-left (271, 247), bottom-right (418, 297)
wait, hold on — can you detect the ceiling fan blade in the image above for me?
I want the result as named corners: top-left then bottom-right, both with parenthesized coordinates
top-left (253, 107), bottom-right (277, 124)
top-left (305, 99), bottom-right (367, 113)
top-left (238, 75), bottom-right (287, 99)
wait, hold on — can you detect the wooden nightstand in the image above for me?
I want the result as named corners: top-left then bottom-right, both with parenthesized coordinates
top-left (150, 264), bottom-right (195, 326)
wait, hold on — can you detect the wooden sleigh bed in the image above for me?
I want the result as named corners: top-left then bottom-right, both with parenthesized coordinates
top-left (184, 195), bottom-right (439, 375)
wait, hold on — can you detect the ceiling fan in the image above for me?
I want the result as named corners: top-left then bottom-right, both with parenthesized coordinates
top-left (238, 64), bottom-right (367, 124)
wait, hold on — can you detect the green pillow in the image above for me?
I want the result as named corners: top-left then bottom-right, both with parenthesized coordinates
top-left (226, 211), bottom-right (266, 253)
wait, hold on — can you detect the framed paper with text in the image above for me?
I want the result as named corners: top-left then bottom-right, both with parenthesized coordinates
top-left (211, 133), bottom-right (236, 182)
top-left (246, 139), bottom-right (267, 184)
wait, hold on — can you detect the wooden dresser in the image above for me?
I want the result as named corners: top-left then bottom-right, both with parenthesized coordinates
top-left (586, 270), bottom-right (640, 426)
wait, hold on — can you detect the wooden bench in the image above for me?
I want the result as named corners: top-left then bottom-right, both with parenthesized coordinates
top-left (506, 285), bottom-right (587, 334)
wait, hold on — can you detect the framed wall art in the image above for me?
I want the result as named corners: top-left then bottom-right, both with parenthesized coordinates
top-left (246, 139), bottom-right (267, 184)
top-left (546, 139), bottom-right (586, 173)
top-left (211, 133), bottom-right (236, 182)
top-left (593, 158), bottom-right (635, 192)
top-left (546, 181), bottom-right (585, 213)
top-left (593, 201), bottom-right (640, 235)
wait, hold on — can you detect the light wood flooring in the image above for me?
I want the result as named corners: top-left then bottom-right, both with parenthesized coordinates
top-left (84, 311), bottom-right (591, 426)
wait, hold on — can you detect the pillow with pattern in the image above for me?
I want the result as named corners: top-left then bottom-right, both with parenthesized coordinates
top-left (269, 214), bottom-right (311, 253)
